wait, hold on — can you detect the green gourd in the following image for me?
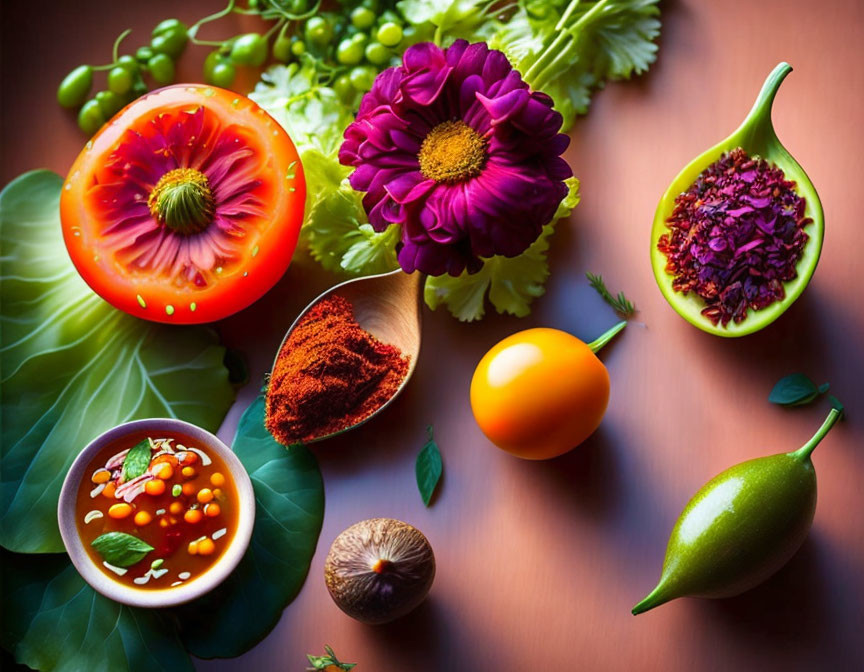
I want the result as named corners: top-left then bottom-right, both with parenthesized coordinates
top-left (632, 403), bottom-right (843, 615)
top-left (649, 62), bottom-right (824, 337)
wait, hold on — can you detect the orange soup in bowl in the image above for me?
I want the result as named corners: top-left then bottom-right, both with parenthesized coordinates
top-left (75, 430), bottom-right (238, 589)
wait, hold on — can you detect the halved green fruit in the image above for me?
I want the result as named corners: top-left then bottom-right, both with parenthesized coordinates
top-left (650, 63), bottom-right (824, 337)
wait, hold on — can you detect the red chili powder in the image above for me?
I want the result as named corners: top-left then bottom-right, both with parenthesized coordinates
top-left (265, 294), bottom-right (410, 445)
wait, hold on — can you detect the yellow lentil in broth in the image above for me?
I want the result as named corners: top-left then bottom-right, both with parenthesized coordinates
top-left (75, 430), bottom-right (238, 589)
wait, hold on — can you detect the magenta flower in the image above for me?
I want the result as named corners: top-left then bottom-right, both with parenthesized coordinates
top-left (90, 106), bottom-right (265, 288)
top-left (339, 40), bottom-right (572, 276)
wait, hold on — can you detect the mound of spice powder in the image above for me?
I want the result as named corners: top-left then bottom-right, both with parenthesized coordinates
top-left (658, 148), bottom-right (812, 326)
top-left (265, 294), bottom-right (410, 445)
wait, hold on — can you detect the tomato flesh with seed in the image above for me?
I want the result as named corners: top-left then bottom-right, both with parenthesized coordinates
top-left (60, 84), bottom-right (306, 324)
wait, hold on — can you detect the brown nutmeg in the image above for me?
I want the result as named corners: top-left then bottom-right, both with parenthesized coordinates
top-left (324, 518), bottom-right (435, 624)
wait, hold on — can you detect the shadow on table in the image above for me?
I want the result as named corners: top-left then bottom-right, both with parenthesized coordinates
top-left (363, 598), bottom-right (475, 671)
top-left (520, 427), bottom-right (623, 521)
top-left (697, 534), bottom-right (833, 650)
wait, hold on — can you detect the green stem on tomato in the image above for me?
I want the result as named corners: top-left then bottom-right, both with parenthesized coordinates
top-left (587, 320), bottom-right (626, 354)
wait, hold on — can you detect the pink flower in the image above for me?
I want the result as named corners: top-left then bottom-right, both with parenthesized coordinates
top-left (340, 40), bottom-right (572, 276)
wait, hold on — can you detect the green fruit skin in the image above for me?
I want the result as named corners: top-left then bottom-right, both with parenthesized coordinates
top-left (633, 452), bottom-right (816, 613)
top-left (57, 65), bottom-right (93, 108)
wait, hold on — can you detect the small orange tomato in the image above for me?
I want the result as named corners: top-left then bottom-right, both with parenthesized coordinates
top-left (102, 482), bottom-right (117, 498)
top-left (470, 325), bottom-right (624, 460)
top-left (155, 463), bottom-right (174, 480)
top-left (134, 511), bottom-right (152, 526)
top-left (169, 501), bottom-right (184, 515)
top-left (204, 502), bottom-right (221, 517)
top-left (145, 479), bottom-right (166, 496)
top-left (108, 503), bottom-right (133, 519)
top-left (184, 509), bottom-right (203, 524)
top-left (197, 538), bottom-right (216, 556)
top-left (60, 85), bottom-right (306, 324)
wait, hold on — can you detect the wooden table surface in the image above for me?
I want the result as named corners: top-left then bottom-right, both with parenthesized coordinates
top-left (2, 1), bottom-right (863, 670)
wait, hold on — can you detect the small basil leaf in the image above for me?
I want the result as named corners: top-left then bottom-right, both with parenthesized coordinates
top-left (91, 532), bottom-right (154, 567)
top-left (416, 426), bottom-right (443, 507)
top-left (769, 373), bottom-right (819, 406)
top-left (817, 382), bottom-right (830, 395)
top-left (121, 439), bottom-right (152, 481)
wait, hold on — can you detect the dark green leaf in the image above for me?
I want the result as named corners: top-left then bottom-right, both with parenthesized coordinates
top-left (176, 395), bottom-right (324, 658)
top-left (416, 426), bottom-right (443, 507)
top-left (0, 171), bottom-right (236, 553)
top-left (769, 373), bottom-right (823, 406)
top-left (91, 532), bottom-right (154, 568)
top-left (121, 440), bottom-right (152, 482)
top-left (829, 395), bottom-right (845, 415)
top-left (0, 550), bottom-right (193, 672)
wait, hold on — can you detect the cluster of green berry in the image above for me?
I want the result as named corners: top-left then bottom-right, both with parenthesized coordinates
top-left (57, 20), bottom-right (188, 135)
top-left (57, 0), bottom-right (425, 136)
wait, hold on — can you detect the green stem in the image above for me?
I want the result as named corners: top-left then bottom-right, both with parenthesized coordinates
top-left (91, 28), bottom-right (132, 71)
top-left (789, 407), bottom-right (843, 462)
top-left (587, 320), bottom-right (626, 354)
top-left (188, 0), bottom-right (237, 41)
top-left (735, 62), bottom-right (791, 147)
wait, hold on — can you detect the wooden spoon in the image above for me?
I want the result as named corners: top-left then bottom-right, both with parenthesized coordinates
top-left (269, 269), bottom-right (423, 444)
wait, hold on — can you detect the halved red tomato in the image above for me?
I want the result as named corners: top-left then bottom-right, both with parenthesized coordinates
top-left (60, 84), bottom-right (305, 324)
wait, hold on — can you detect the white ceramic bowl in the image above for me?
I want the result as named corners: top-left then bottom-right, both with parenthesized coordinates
top-left (58, 418), bottom-right (255, 608)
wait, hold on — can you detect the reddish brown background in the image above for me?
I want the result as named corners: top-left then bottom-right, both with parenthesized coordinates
top-left (2, 1), bottom-right (863, 670)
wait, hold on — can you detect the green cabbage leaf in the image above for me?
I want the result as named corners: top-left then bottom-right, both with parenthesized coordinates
top-left (0, 171), bottom-right (235, 553)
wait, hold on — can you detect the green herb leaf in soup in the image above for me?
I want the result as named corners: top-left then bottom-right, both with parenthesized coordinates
top-left (416, 426), bottom-right (443, 507)
top-left (121, 440), bottom-right (152, 482)
top-left (91, 532), bottom-right (154, 568)
top-left (0, 171), bottom-right (235, 553)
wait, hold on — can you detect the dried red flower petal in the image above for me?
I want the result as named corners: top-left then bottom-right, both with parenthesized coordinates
top-left (657, 148), bottom-right (812, 326)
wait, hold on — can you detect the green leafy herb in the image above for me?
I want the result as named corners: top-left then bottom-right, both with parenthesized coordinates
top-left (586, 272), bottom-right (637, 318)
top-left (0, 171), bottom-right (235, 553)
top-left (0, 550), bottom-right (193, 672)
top-left (416, 426), bottom-right (443, 507)
top-left (425, 177), bottom-right (580, 321)
top-left (121, 440), bottom-right (152, 482)
top-left (307, 645), bottom-right (357, 671)
top-left (491, 0), bottom-right (662, 130)
top-left (176, 394), bottom-right (324, 658)
top-left (249, 63), bottom-right (355, 159)
top-left (769, 374), bottom-right (830, 407)
top-left (397, 0), bottom-right (499, 43)
top-left (91, 532), bottom-right (154, 568)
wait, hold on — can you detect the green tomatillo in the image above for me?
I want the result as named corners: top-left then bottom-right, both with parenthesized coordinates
top-left (633, 400), bottom-right (844, 615)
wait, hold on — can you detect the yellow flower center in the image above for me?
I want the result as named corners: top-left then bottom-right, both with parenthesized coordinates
top-left (148, 168), bottom-right (215, 235)
top-left (418, 120), bottom-right (487, 183)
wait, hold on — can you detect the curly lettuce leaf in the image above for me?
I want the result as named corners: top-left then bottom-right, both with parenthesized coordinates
top-left (424, 177), bottom-right (580, 321)
top-left (0, 171), bottom-right (235, 553)
top-left (397, 0), bottom-right (499, 42)
top-left (305, 191), bottom-right (400, 276)
top-left (250, 63), bottom-right (354, 158)
top-left (492, 0), bottom-right (661, 130)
